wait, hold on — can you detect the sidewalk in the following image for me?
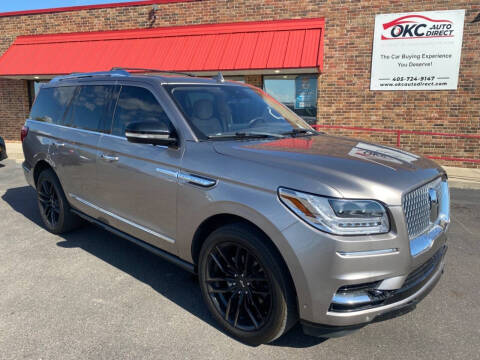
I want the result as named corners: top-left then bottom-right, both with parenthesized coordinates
top-left (5, 142), bottom-right (23, 163)
top-left (443, 166), bottom-right (480, 190)
top-left (5, 141), bottom-right (480, 189)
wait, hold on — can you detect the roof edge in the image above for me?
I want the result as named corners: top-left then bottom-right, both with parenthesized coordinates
top-left (0, 68), bottom-right (320, 79)
top-left (0, 0), bottom-right (200, 18)
top-left (12, 18), bottom-right (325, 45)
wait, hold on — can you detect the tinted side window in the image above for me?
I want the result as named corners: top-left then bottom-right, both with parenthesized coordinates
top-left (29, 87), bottom-right (76, 124)
top-left (111, 86), bottom-right (171, 137)
top-left (65, 85), bottom-right (112, 132)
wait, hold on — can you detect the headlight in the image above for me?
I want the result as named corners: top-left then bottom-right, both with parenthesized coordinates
top-left (278, 188), bottom-right (390, 235)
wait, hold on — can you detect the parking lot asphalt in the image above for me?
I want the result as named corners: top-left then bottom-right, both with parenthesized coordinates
top-left (0, 159), bottom-right (479, 360)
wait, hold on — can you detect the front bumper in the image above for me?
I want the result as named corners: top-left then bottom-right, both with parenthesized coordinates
top-left (302, 296), bottom-right (419, 338)
top-left (280, 202), bottom-right (448, 330)
top-left (301, 245), bottom-right (446, 337)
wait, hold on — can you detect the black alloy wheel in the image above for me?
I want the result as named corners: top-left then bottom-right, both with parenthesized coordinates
top-left (199, 223), bottom-right (297, 345)
top-left (38, 178), bottom-right (60, 228)
top-left (36, 169), bottom-right (82, 234)
top-left (206, 242), bottom-right (273, 331)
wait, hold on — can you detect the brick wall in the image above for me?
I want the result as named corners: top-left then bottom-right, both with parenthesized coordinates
top-left (244, 75), bottom-right (263, 88)
top-left (0, 0), bottom-right (478, 167)
top-left (0, 79), bottom-right (29, 141)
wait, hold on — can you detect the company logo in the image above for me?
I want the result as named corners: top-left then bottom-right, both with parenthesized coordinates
top-left (428, 188), bottom-right (439, 222)
top-left (381, 14), bottom-right (454, 40)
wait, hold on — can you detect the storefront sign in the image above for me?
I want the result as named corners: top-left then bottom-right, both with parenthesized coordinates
top-left (370, 10), bottom-right (465, 90)
top-left (295, 76), bottom-right (317, 109)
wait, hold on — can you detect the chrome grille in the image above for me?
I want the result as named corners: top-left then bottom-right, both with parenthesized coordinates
top-left (403, 178), bottom-right (441, 239)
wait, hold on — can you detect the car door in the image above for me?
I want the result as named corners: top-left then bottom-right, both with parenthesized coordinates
top-left (52, 84), bottom-right (115, 218)
top-left (94, 83), bottom-right (181, 254)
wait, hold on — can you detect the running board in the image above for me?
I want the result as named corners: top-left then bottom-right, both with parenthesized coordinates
top-left (71, 209), bottom-right (195, 274)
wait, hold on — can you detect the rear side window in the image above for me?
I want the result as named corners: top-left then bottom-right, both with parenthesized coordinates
top-left (111, 86), bottom-right (171, 137)
top-left (64, 85), bottom-right (114, 132)
top-left (29, 87), bottom-right (76, 124)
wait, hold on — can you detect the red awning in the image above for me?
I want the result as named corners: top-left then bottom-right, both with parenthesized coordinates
top-left (0, 18), bottom-right (324, 77)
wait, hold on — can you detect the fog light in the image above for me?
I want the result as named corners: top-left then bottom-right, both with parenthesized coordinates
top-left (332, 291), bottom-right (372, 306)
top-left (330, 282), bottom-right (390, 312)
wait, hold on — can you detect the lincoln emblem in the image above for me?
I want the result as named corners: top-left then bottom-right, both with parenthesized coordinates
top-left (428, 188), bottom-right (439, 222)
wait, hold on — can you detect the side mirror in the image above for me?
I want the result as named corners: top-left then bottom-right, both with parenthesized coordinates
top-left (125, 121), bottom-right (177, 146)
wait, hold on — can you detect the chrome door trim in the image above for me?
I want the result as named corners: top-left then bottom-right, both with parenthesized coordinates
top-left (28, 119), bottom-right (170, 148)
top-left (178, 172), bottom-right (217, 188)
top-left (28, 119), bottom-right (104, 137)
top-left (100, 154), bottom-right (119, 162)
top-left (69, 193), bottom-right (175, 244)
top-left (155, 167), bottom-right (179, 179)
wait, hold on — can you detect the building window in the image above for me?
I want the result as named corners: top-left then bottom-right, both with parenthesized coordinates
top-left (27, 80), bottom-right (49, 108)
top-left (263, 74), bottom-right (317, 125)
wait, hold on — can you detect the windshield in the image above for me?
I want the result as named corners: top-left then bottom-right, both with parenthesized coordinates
top-left (165, 84), bottom-right (315, 140)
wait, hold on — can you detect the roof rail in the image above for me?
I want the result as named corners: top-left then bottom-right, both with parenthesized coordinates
top-left (111, 67), bottom-right (194, 77)
top-left (50, 69), bottom-right (130, 82)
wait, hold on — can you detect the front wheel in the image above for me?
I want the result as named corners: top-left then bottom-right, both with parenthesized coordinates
top-left (198, 223), bottom-right (297, 345)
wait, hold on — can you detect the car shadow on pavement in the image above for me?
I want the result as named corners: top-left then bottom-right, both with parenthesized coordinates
top-left (2, 185), bottom-right (327, 349)
top-left (1, 185), bottom-right (44, 227)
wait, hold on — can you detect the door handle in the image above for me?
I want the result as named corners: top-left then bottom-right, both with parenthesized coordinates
top-left (100, 154), bottom-right (119, 162)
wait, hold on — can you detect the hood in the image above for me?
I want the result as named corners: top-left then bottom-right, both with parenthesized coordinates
top-left (213, 134), bottom-right (444, 205)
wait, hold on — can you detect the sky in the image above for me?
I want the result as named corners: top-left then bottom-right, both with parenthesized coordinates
top-left (0, 0), bottom-right (134, 13)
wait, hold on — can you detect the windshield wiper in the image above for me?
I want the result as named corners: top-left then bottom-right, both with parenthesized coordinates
top-left (207, 132), bottom-right (285, 140)
top-left (281, 128), bottom-right (318, 137)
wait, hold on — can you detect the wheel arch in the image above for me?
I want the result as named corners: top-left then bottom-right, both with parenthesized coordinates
top-left (190, 212), bottom-right (299, 311)
top-left (33, 159), bottom-right (55, 186)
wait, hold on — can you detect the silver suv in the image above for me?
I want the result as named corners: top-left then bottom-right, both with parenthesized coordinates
top-left (22, 69), bottom-right (450, 344)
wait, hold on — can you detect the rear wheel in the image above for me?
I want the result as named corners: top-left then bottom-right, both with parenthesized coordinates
top-left (37, 169), bottom-right (82, 234)
top-left (198, 223), bottom-right (297, 345)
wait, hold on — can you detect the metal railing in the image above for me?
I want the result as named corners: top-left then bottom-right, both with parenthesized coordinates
top-left (313, 124), bottom-right (480, 164)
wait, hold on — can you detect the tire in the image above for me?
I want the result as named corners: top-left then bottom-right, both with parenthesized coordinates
top-left (36, 169), bottom-right (82, 234)
top-left (198, 223), bottom-right (297, 345)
